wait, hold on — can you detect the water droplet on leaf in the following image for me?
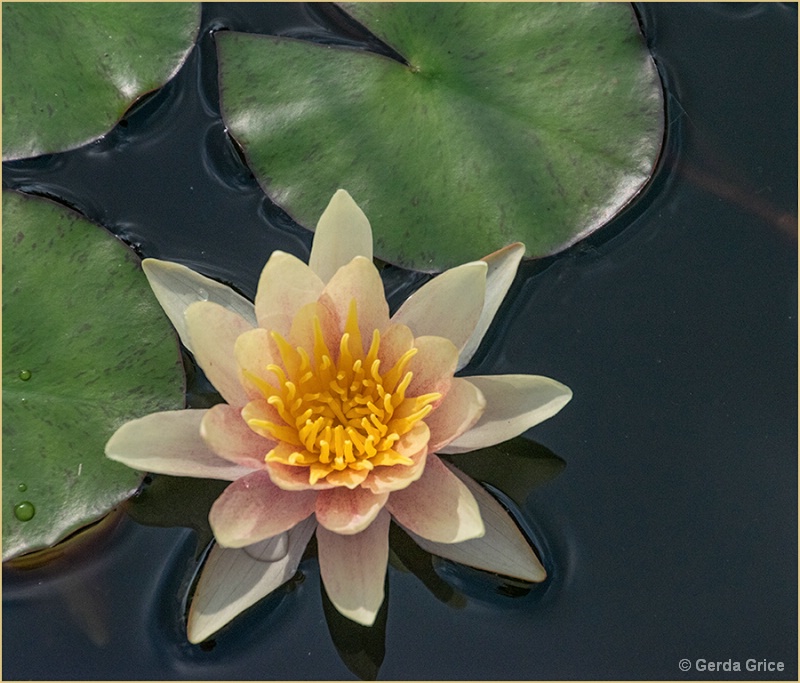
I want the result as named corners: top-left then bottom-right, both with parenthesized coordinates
top-left (17, 483), bottom-right (27, 492)
top-left (19, 370), bottom-right (32, 381)
top-left (14, 501), bottom-right (36, 522)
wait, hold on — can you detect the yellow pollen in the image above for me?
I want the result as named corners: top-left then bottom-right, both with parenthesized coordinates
top-left (248, 299), bottom-right (439, 487)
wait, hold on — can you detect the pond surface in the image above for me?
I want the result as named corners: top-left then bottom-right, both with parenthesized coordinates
top-left (3, 3), bottom-right (797, 680)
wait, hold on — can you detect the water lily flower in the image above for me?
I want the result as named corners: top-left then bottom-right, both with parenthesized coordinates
top-left (106, 190), bottom-right (572, 643)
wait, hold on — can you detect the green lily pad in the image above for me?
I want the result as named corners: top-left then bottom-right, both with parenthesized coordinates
top-left (2, 192), bottom-right (185, 561)
top-left (2, 2), bottom-right (200, 161)
top-left (217, 3), bottom-right (664, 271)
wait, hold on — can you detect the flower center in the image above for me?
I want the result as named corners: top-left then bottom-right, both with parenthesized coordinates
top-left (245, 300), bottom-right (440, 487)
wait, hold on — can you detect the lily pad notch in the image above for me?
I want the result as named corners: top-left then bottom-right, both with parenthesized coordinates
top-left (217, 2), bottom-right (665, 271)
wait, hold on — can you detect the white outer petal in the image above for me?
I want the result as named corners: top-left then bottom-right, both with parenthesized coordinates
top-left (142, 258), bottom-right (256, 353)
top-left (441, 375), bottom-right (572, 454)
top-left (254, 250), bottom-right (325, 337)
top-left (386, 455), bottom-right (484, 543)
top-left (105, 410), bottom-right (254, 481)
top-left (407, 463), bottom-right (546, 582)
top-left (317, 509), bottom-right (390, 626)
top-left (309, 189), bottom-right (373, 283)
top-left (391, 261), bottom-right (487, 351)
top-left (457, 242), bottom-right (525, 370)
top-left (187, 517), bottom-right (316, 643)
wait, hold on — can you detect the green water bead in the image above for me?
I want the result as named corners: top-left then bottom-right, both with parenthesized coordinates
top-left (17, 483), bottom-right (27, 492)
top-left (14, 501), bottom-right (36, 522)
top-left (18, 369), bottom-right (32, 381)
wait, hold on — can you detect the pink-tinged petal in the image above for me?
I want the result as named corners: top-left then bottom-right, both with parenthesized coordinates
top-left (185, 301), bottom-right (253, 408)
top-left (407, 463), bottom-right (546, 582)
top-left (406, 335), bottom-right (458, 400)
top-left (363, 422), bottom-right (430, 495)
top-left (315, 487), bottom-right (389, 535)
top-left (386, 454), bottom-right (483, 543)
top-left (200, 404), bottom-right (272, 469)
top-left (106, 410), bottom-right (254, 480)
top-left (142, 258), bottom-right (256, 354)
top-left (377, 323), bottom-right (414, 370)
top-left (240, 398), bottom-right (285, 442)
top-left (254, 251), bottom-right (325, 337)
top-left (318, 256), bottom-right (389, 353)
top-left (187, 517), bottom-right (316, 643)
top-left (209, 471), bottom-right (317, 548)
top-left (426, 378), bottom-right (486, 453)
top-left (363, 449), bottom-right (428, 496)
top-left (391, 261), bottom-right (487, 351)
top-left (394, 420), bottom-right (431, 459)
top-left (287, 300), bottom-right (341, 360)
top-left (441, 375), bottom-right (573, 455)
top-left (309, 189), bottom-right (373, 283)
top-left (266, 460), bottom-right (337, 491)
top-left (234, 328), bottom-right (282, 399)
top-left (317, 509), bottom-right (390, 626)
top-left (458, 243), bottom-right (525, 371)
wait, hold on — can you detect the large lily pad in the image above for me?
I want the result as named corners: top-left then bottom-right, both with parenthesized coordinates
top-left (2, 192), bottom-right (185, 560)
top-left (2, 2), bottom-right (200, 161)
top-left (217, 3), bottom-right (664, 271)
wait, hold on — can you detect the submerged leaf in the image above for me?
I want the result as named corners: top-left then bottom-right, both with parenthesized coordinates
top-left (217, 3), bottom-right (663, 270)
top-left (2, 191), bottom-right (185, 560)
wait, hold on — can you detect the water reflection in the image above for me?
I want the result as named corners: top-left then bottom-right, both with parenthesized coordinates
top-left (120, 436), bottom-right (564, 679)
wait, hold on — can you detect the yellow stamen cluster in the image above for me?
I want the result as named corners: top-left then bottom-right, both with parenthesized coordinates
top-left (246, 300), bottom-right (440, 487)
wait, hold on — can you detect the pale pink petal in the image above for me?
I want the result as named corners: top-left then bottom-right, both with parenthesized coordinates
top-left (393, 420), bottom-right (431, 460)
top-left (426, 378), bottom-right (487, 452)
top-left (317, 509), bottom-right (390, 626)
top-left (266, 460), bottom-right (337, 491)
top-left (200, 404), bottom-right (272, 469)
top-left (315, 487), bottom-right (389, 535)
top-left (377, 323), bottom-right (414, 370)
top-left (386, 454), bottom-right (484, 543)
top-left (287, 300), bottom-right (341, 359)
top-left (240, 398), bottom-right (287, 442)
top-left (185, 301), bottom-right (253, 408)
top-left (254, 250), bottom-right (325, 337)
top-left (363, 450), bottom-right (428, 496)
top-left (309, 189), bottom-right (373, 283)
top-left (458, 243), bottom-right (525, 370)
top-left (234, 328), bottom-right (281, 399)
top-left (209, 471), bottom-right (317, 548)
top-left (187, 517), bottom-right (316, 643)
top-left (407, 463), bottom-right (546, 582)
top-left (406, 335), bottom-right (458, 400)
top-left (318, 256), bottom-right (389, 353)
top-left (441, 375), bottom-right (573, 455)
top-left (391, 261), bottom-right (487, 351)
top-left (106, 410), bottom-right (254, 480)
top-left (142, 258), bottom-right (256, 354)
top-left (363, 423), bottom-right (429, 495)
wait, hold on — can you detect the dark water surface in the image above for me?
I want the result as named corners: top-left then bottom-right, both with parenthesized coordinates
top-left (3, 3), bottom-right (797, 680)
